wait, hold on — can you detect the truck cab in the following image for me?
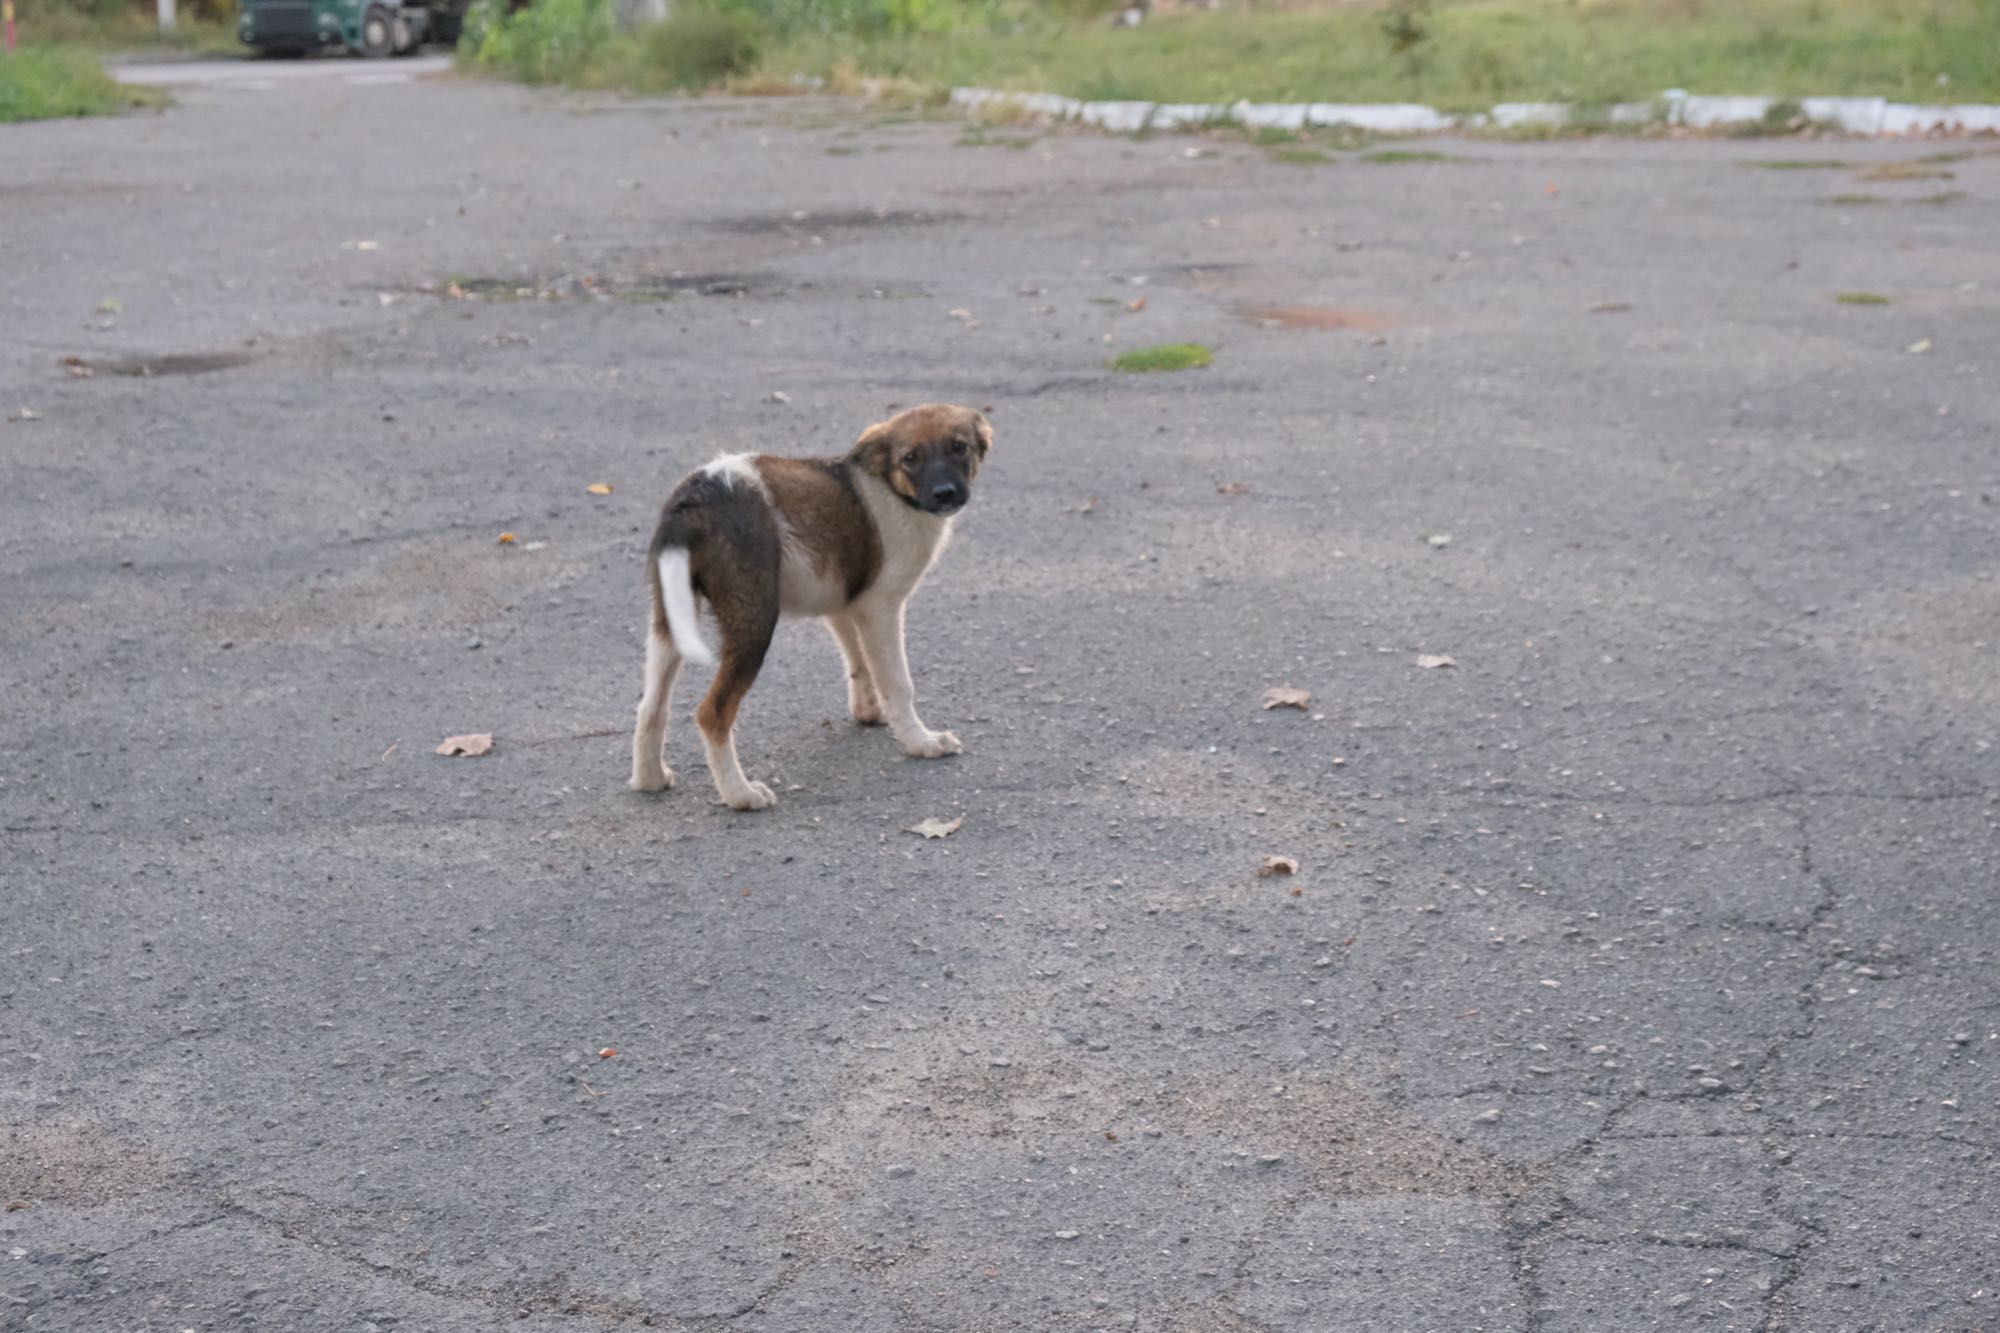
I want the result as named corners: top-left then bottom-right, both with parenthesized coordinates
top-left (239, 0), bottom-right (464, 57)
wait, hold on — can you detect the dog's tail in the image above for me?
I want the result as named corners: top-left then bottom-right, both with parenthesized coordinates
top-left (655, 547), bottom-right (716, 668)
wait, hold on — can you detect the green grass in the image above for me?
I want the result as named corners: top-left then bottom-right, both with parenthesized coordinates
top-left (1364, 148), bottom-right (1464, 163)
top-left (1912, 189), bottom-right (1967, 204)
top-left (1835, 291), bottom-right (1890, 304)
top-left (755, 0), bottom-right (2000, 109)
top-left (1111, 342), bottom-right (1213, 373)
top-left (1824, 192), bottom-right (1886, 204)
top-left (1268, 144), bottom-right (1334, 164)
top-left (0, 46), bottom-right (165, 122)
top-left (956, 126), bottom-right (1037, 147)
top-left (1743, 158), bottom-right (1857, 169)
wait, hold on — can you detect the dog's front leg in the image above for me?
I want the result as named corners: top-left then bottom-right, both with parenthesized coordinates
top-left (825, 614), bottom-right (884, 725)
top-left (852, 600), bottom-right (960, 759)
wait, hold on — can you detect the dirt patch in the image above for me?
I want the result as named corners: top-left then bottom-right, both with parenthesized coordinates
top-left (0, 1121), bottom-right (168, 1207)
top-left (1834, 571), bottom-right (2000, 715)
top-left (790, 1053), bottom-right (1525, 1200)
top-left (1240, 303), bottom-right (1393, 332)
top-left (204, 538), bottom-right (580, 648)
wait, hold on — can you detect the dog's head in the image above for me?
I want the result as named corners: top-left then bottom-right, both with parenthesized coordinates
top-left (849, 403), bottom-right (992, 517)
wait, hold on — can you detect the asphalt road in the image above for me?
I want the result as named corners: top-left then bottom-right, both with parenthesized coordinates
top-left (110, 53), bottom-right (457, 88)
top-left (2, 68), bottom-right (1996, 1333)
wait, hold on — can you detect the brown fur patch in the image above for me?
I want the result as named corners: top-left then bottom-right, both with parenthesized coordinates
top-left (754, 455), bottom-right (882, 598)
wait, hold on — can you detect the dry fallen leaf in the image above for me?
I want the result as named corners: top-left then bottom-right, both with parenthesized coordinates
top-left (1126, 297), bottom-right (1148, 312)
top-left (1590, 301), bottom-right (1631, 314)
top-left (436, 733), bottom-right (494, 757)
top-left (1217, 481), bottom-right (1249, 495)
top-left (1262, 686), bottom-right (1312, 710)
top-left (1416, 654), bottom-right (1458, 670)
top-left (1906, 338), bottom-right (1933, 355)
top-left (60, 355), bottom-right (93, 378)
top-left (586, 483), bottom-right (614, 495)
top-left (1257, 854), bottom-right (1300, 878)
top-left (3, 1200), bottom-right (28, 1213)
top-left (906, 815), bottom-right (964, 840)
top-left (598, 1047), bottom-right (616, 1059)
top-left (12, 408), bottom-right (40, 422)
top-left (497, 532), bottom-right (516, 545)
top-left (1076, 496), bottom-right (1099, 515)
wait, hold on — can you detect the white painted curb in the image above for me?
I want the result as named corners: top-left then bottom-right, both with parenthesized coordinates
top-left (949, 84), bottom-right (2000, 136)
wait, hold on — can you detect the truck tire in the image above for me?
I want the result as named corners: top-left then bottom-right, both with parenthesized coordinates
top-left (359, 6), bottom-right (395, 56)
top-left (392, 13), bottom-right (421, 53)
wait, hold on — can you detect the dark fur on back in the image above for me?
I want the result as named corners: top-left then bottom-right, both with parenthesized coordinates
top-left (646, 469), bottom-right (780, 634)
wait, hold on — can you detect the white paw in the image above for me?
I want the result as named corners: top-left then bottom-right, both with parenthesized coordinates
top-left (722, 780), bottom-right (777, 811)
top-left (904, 730), bottom-right (962, 759)
top-left (630, 766), bottom-right (676, 793)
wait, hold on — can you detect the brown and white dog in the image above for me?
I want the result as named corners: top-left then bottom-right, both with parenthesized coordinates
top-left (629, 403), bottom-right (992, 810)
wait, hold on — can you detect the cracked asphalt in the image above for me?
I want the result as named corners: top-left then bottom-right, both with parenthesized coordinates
top-left (3, 65), bottom-right (1997, 1333)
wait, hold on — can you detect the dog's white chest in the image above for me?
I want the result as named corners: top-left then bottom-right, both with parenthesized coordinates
top-left (857, 478), bottom-right (952, 600)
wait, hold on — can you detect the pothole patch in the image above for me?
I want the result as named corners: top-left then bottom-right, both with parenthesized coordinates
top-left (66, 349), bottom-right (261, 378)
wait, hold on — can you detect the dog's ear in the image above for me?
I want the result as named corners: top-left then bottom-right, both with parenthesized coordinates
top-left (850, 419), bottom-right (897, 476)
top-left (972, 411), bottom-right (993, 460)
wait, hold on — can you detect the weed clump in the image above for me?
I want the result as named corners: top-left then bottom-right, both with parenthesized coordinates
top-left (0, 46), bottom-right (164, 122)
top-left (467, 0), bottom-right (614, 84)
top-left (1111, 343), bottom-right (1214, 373)
top-left (633, 4), bottom-right (767, 89)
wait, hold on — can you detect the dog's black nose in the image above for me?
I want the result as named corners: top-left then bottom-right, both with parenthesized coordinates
top-left (931, 482), bottom-right (963, 509)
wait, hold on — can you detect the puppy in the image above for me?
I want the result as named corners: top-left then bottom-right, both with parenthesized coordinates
top-left (629, 403), bottom-right (992, 810)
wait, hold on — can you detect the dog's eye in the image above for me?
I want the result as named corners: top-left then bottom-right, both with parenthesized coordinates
top-left (900, 454), bottom-right (920, 472)
top-left (950, 438), bottom-right (969, 455)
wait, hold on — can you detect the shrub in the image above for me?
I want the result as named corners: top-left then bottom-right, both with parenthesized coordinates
top-left (0, 46), bottom-right (162, 122)
top-left (470, 0), bottom-right (614, 84)
top-left (632, 3), bottom-right (766, 90)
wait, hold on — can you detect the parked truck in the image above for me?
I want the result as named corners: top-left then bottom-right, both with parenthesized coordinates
top-left (238, 0), bottom-right (467, 57)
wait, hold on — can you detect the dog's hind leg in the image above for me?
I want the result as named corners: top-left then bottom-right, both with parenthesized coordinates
top-left (696, 598), bottom-right (780, 811)
top-left (851, 600), bottom-right (961, 759)
top-left (629, 623), bottom-right (683, 792)
top-left (825, 614), bottom-right (884, 725)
